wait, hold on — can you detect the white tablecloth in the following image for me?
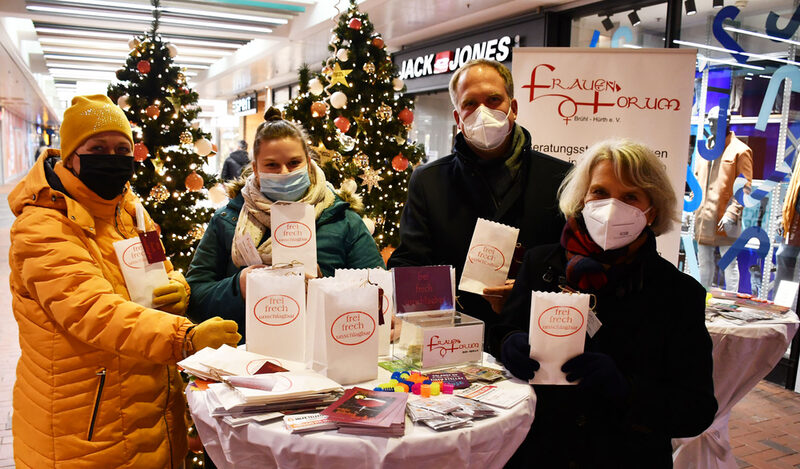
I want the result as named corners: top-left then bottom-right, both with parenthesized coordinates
top-left (672, 312), bottom-right (800, 469)
top-left (187, 355), bottom-right (536, 469)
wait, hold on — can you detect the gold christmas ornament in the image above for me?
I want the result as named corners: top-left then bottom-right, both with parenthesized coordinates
top-left (354, 151), bottom-right (370, 168)
top-left (179, 131), bottom-right (193, 144)
top-left (177, 72), bottom-right (186, 82)
top-left (376, 103), bottom-right (392, 121)
top-left (362, 62), bottom-right (376, 74)
top-left (328, 63), bottom-right (353, 88)
top-left (358, 167), bottom-right (383, 193)
top-left (150, 183), bottom-right (169, 203)
top-left (189, 224), bottom-right (205, 241)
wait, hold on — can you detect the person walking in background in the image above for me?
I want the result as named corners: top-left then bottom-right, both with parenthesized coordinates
top-left (8, 95), bottom-right (241, 468)
top-left (220, 139), bottom-right (250, 181)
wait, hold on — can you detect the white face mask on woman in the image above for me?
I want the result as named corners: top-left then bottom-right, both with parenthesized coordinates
top-left (460, 105), bottom-right (512, 150)
top-left (582, 198), bottom-right (651, 251)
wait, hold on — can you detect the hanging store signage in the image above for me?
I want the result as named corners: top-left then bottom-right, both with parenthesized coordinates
top-left (232, 92), bottom-right (258, 116)
top-left (392, 15), bottom-right (545, 94)
top-left (399, 35), bottom-right (514, 80)
top-left (512, 47), bottom-right (696, 265)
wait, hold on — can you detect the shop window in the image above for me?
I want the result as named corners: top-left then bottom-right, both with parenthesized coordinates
top-left (678, 2), bottom-right (800, 302)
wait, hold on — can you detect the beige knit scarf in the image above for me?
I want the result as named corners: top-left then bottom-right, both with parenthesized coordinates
top-left (231, 160), bottom-right (334, 267)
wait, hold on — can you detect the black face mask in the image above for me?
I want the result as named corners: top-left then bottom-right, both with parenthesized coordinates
top-left (75, 153), bottom-right (135, 200)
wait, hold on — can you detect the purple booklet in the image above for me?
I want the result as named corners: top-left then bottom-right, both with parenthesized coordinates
top-left (392, 265), bottom-right (454, 314)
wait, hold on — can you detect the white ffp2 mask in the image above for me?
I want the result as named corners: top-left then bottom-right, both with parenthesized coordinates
top-left (459, 105), bottom-right (512, 150)
top-left (582, 198), bottom-right (650, 251)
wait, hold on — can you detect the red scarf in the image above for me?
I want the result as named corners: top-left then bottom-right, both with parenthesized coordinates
top-left (560, 217), bottom-right (652, 292)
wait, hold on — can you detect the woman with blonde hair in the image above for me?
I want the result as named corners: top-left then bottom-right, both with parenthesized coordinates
top-left (186, 107), bottom-right (384, 339)
top-left (490, 139), bottom-right (717, 468)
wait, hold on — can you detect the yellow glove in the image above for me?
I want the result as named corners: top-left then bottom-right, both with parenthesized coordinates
top-left (190, 317), bottom-right (241, 352)
top-left (153, 279), bottom-right (189, 315)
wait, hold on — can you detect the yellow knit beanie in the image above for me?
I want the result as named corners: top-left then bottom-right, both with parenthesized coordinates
top-left (60, 95), bottom-right (133, 163)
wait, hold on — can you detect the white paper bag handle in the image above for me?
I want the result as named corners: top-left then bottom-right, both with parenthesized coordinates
top-left (135, 202), bottom-right (146, 232)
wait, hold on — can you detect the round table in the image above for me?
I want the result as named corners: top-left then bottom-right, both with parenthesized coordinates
top-left (672, 312), bottom-right (800, 469)
top-left (187, 355), bottom-right (536, 469)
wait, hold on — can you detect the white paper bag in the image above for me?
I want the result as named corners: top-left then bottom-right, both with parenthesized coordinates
top-left (459, 218), bottom-right (520, 294)
top-left (113, 236), bottom-right (169, 309)
top-left (306, 278), bottom-right (360, 369)
top-left (335, 268), bottom-right (395, 357)
top-left (313, 282), bottom-right (379, 385)
top-left (245, 268), bottom-right (306, 362)
top-left (271, 202), bottom-right (317, 277)
top-left (529, 291), bottom-right (589, 385)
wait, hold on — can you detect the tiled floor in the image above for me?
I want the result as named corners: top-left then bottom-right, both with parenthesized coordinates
top-left (0, 177), bottom-right (798, 468)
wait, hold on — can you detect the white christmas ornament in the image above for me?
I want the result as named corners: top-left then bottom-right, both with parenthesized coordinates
top-left (195, 138), bottom-right (212, 156)
top-left (166, 43), bottom-right (178, 58)
top-left (336, 48), bottom-right (350, 62)
top-left (191, 120), bottom-right (200, 129)
top-left (362, 216), bottom-right (375, 235)
top-left (128, 38), bottom-right (140, 49)
top-left (330, 91), bottom-right (348, 109)
top-left (392, 78), bottom-right (404, 91)
top-left (308, 78), bottom-right (324, 95)
top-left (117, 95), bottom-right (130, 110)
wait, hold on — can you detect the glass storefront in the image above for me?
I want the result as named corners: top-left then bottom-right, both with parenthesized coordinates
top-left (572, 1), bottom-right (800, 304)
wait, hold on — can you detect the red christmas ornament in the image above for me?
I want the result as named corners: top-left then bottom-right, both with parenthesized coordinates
top-left (185, 171), bottom-right (204, 191)
top-left (398, 108), bottom-right (414, 125)
top-left (310, 101), bottom-right (328, 118)
top-left (145, 104), bottom-right (160, 118)
top-left (392, 153), bottom-right (409, 171)
top-left (212, 143), bottom-right (218, 153)
top-left (334, 116), bottom-right (351, 133)
top-left (136, 60), bottom-right (151, 74)
top-left (372, 36), bottom-right (384, 48)
top-left (133, 143), bottom-right (149, 162)
top-left (348, 18), bottom-right (362, 30)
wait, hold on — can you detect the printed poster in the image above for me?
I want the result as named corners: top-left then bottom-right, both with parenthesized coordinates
top-left (512, 47), bottom-right (696, 264)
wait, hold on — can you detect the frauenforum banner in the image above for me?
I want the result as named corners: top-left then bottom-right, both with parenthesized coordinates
top-left (512, 47), bottom-right (696, 264)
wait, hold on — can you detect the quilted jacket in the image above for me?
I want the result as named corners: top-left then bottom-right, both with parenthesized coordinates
top-left (9, 150), bottom-right (193, 468)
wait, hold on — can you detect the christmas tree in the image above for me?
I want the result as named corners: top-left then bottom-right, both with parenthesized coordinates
top-left (284, 0), bottom-right (424, 249)
top-left (107, 0), bottom-right (216, 272)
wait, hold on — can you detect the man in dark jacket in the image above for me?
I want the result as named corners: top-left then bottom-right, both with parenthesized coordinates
top-left (388, 59), bottom-right (571, 335)
top-left (220, 140), bottom-right (250, 181)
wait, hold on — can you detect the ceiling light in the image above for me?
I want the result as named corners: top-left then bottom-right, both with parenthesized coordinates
top-left (685, 0), bottom-right (697, 15)
top-left (47, 62), bottom-right (119, 71)
top-left (162, 7), bottom-right (287, 25)
top-left (35, 27), bottom-right (245, 49)
top-left (44, 54), bottom-right (124, 64)
top-left (29, 5), bottom-right (272, 33)
top-left (713, 0), bottom-right (724, 7)
top-left (26, 5), bottom-right (152, 22)
top-left (601, 16), bottom-right (614, 31)
top-left (38, 37), bottom-right (129, 50)
top-left (45, 0), bottom-right (153, 11)
top-left (159, 17), bottom-right (272, 33)
top-left (628, 10), bottom-right (641, 27)
top-left (41, 46), bottom-right (127, 58)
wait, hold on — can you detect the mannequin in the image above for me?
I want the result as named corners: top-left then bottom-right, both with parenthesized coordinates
top-left (694, 106), bottom-right (754, 291)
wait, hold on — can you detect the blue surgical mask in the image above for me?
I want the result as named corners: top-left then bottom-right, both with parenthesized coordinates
top-left (259, 166), bottom-right (310, 201)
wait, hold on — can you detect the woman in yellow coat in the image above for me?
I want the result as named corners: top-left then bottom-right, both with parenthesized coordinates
top-left (9, 95), bottom-right (241, 468)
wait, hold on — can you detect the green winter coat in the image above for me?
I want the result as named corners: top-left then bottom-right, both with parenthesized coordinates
top-left (185, 185), bottom-right (384, 340)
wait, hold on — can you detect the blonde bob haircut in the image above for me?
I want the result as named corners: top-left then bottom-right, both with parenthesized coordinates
top-left (557, 139), bottom-right (678, 236)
